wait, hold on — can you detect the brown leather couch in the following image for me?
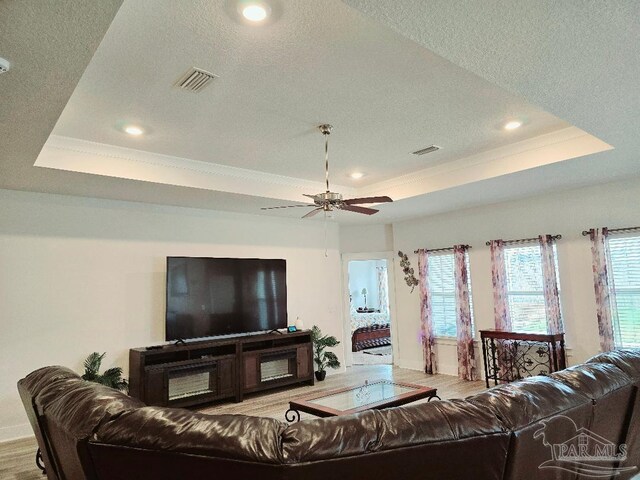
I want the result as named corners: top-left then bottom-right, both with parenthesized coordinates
top-left (18, 349), bottom-right (640, 480)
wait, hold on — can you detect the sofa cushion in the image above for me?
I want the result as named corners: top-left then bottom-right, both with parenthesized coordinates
top-left (282, 399), bottom-right (506, 462)
top-left (587, 349), bottom-right (640, 382)
top-left (466, 375), bottom-right (591, 429)
top-left (31, 372), bottom-right (144, 480)
top-left (37, 379), bottom-right (145, 439)
top-left (94, 406), bottom-right (287, 464)
top-left (282, 409), bottom-right (380, 462)
top-left (19, 366), bottom-right (80, 398)
top-left (282, 400), bottom-right (510, 479)
top-left (17, 366), bottom-right (80, 480)
top-left (550, 362), bottom-right (631, 397)
top-left (587, 349), bottom-right (640, 478)
top-left (468, 376), bottom-right (596, 480)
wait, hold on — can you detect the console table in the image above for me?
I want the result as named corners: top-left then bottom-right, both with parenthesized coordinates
top-left (480, 329), bottom-right (566, 387)
top-left (129, 331), bottom-right (313, 408)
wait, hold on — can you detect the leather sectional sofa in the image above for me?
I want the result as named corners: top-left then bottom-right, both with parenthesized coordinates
top-left (18, 349), bottom-right (640, 480)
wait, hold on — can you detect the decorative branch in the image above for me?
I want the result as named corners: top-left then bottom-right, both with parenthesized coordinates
top-left (398, 251), bottom-right (419, 293)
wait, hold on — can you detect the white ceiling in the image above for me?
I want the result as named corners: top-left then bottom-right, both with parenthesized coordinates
top-left (49, 0), bottom-right (570, 186)
top-left (2, 1), bottom-right (638, 225)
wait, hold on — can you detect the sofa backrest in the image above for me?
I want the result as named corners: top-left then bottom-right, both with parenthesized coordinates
top-left (467, 375), bottom-right (595, 480)
top-left (18, 350), bottom-right (640, 480)
top-left (18, 366), bottom-right (144, 480)
top-left (588, 349), bottom-right (640, 477)
top-left (17, 366), bottom-right (80, 480)
top-left (88, 404), bottom-right (288, 479)
top-left (280, 398), bottom-right (511, 479)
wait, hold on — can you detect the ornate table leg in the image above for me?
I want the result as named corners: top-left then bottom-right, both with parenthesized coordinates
top-left (36, 448), bottom-right (46, 474)
top-left (285, 408), bottom-right (301, 423)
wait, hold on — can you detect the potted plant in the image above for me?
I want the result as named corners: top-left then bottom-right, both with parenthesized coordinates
top-left (81, 352), bottom-right (129, 392)
top-left (311, 325), bottom-right (341, 381)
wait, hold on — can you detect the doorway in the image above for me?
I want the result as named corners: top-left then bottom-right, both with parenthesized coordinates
top-left (341, 253), bottom-right (397, 367)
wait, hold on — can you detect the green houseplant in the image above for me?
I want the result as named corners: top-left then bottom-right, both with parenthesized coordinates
top-left (311, 325), bottom-right (341, 381)
top-left (81, 352), bottom-right (129, 392)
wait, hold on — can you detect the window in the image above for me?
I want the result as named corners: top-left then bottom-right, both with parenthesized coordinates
top-left (504, 244), bottom-right (560, 334)
top-left (609, 235), bottom-right (640, 348)
top-left (428, 253), bottom-right (473, 337)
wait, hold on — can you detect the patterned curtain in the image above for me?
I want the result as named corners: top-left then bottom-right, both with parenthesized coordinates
top-left (590, 228), bottom-right (617, 352)
top-left (418, 249), bottom-right (437, 374)
top-left (489, 240), bottom-right (512, 331)
top-left (489, 239), bottom-right (513, 381)
top-left (454, 245), bottom-right (477, 381)
top-left (376, 266), bottom-right (389, 314)
top-left (539, 235), bottom-right (564, 334)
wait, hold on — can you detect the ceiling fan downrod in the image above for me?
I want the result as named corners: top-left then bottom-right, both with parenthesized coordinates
top-left (319, 124), bottom-right (332, 193)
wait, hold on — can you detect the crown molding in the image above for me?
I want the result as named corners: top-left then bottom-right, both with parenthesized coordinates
top-left (36, 135), bottom-right (357, 203)
top-left (358, 126), bottom-right (612, 199)
top-left (35, 127), bottom-right (611, 207)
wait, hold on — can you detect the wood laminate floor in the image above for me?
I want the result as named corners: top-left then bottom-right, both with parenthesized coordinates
top-left (0, 365), bottom-right (485, 479)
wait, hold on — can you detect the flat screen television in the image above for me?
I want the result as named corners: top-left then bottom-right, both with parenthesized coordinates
top-left (165, 257), bottom-right (287, 341)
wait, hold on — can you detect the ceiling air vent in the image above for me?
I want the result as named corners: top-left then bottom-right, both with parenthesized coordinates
top-left (412, 145), bottom-right (441, 156)
top-left (174, 67), bottom-right (217, 92)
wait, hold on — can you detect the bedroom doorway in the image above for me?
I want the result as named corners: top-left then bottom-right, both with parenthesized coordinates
top-left (341, 252), bottom-right (397, 367)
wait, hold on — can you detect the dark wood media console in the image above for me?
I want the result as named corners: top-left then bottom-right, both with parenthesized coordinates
top-left (129, 330), bottom-right (314, 408)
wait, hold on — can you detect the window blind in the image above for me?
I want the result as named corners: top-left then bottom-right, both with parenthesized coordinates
top-left (427, 252), bottom-right (473, 337)
top-left (608, 235), bottom-right (640, 348)
top-left (504, 244), bottom-right (560, 334)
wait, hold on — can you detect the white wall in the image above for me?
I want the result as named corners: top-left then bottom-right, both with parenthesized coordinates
top-left (340, 224), bottom-right (394, 253)
top-left (342, 178), bottom-right (640, 375)
top-left (0, 189), bottom-right (344, 442)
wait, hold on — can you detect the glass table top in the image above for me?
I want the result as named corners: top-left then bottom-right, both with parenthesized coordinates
top-left (310, 381), bottom-right (418, 410)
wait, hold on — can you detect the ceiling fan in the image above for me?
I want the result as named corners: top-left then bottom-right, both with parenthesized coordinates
top-left (262, 124), bottom-right (393, 218)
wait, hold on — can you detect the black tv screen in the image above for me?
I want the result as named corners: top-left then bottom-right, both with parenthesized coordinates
top-left (165, 257), bottom-right (287, 341)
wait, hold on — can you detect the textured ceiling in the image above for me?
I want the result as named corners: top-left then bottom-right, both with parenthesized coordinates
top-left (1, 1), bottom-right (637, 225)
top-left (0, 1), bottom-right (124, 197)
top-left (51, 0), bottom-right (568, 187)
top-left (343, 0), bottom-right (640, 194)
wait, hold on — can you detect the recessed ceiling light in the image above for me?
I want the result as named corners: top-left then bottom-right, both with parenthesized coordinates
top-left (504, 120), bottom-right (523, 131)
top-left (124, 125), bottom-right (144, 136)
top-left (350, 172), bottom-right (365, 179)
top-left (242, 4), bottom-right (268, 22)
top-left (0, 57), bottom-right (11, 74)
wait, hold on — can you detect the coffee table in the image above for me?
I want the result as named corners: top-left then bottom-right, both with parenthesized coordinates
top-left (285, 380), bottom-right (440, 422)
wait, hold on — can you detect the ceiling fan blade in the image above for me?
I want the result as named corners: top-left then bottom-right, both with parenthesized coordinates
top-left (302, 208), bottom-right (323, 219)
top-left (303, 194), bottom-right (318, 199)
top-left (261, 204), bottom-right (315, 210)
top-left (343, 196), bottom-right (393, 205)
top-left (339, 205), bottom-right (379, 215)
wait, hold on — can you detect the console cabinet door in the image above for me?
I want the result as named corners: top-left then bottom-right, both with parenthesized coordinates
top-left (218, 358), bottom-right (235, 396)
top-left (297, 344), bottom-right (312, 378)
top-left (243, 352), bottom-right (260, 389)
top-left (144, 367), bottom-right (167, 406)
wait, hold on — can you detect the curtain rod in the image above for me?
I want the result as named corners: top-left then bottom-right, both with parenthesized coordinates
top-left (414, 245), bottom-right (472, 254)
top-left (484, 234), bottom-right (562, 247)
top-left (581, 226), bottom-right (640, 236)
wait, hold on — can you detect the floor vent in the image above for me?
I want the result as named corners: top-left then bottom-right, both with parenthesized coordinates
top-left (411, 145), bottom-right (441, 156)
top-left (175, 67), bottom-right (218, 92)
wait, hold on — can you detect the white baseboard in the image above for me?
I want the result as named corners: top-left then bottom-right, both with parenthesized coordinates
top-left (0, 423), bottom-right (33, 443)
top-left (396, 358), bottom-right (425, 371)
top-left (396, 357), bottom-right (465, 377)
